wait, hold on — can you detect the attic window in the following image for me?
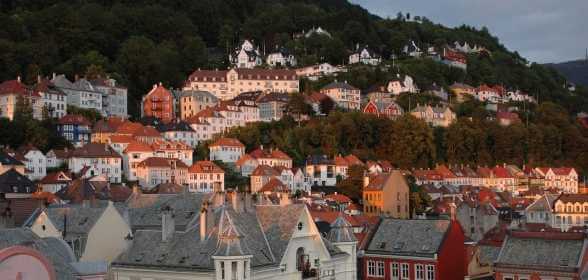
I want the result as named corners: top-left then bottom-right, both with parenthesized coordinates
top-left (378, 242), bottom-right (386, 249)
top-left (156, 253), bottom-right (168, 263)
top-left (297, 222), bottom-right (303, 231)
top-left (393, 242), bottom-right (404, 250)
top-left (135, 253), bottom-right (145, 262)
top-left (79, 217), bottom-right (89, 225)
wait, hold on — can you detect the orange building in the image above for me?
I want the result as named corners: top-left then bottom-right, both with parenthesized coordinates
top-left (141, 83), bottom-right (174, 123)
top-left (362, 170), bottom-right (410, 218)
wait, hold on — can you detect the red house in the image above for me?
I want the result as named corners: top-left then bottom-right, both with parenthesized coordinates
top-left (362, 217), bottom-right (466, 280)
top-left (141, 83), bottom-right (174, 123)
top-left (363, 100), bottom-right (404, 119)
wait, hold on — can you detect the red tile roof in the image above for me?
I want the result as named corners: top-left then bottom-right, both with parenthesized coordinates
top-left (124, 141), bottom-right (153, 153)
top-left (71, 143), bottom-right (121, 158)
top-left (138, 157), bottom-right (188, 168)
top-left (210, 138), bottom-right (245, 148)
top-left (324, 193), bottom-right (352, 203)
top-left (251, 165), bottom-right (279, 176)
top-left (58, 114), bottom-right (91, 126)
top-left (39, 171), bottom-right (72, 184)
top-left (0, 79), bottom-right (41, 97)
top-left (189, 161), bottom-right (224, 173)
top-left (259, 178), bottom-right (288, 193)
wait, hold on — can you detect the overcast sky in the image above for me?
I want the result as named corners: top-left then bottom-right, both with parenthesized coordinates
top-left (351, 0), bottom-right (588, 63)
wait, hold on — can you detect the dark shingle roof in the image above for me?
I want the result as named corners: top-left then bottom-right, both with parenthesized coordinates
top-left (321, 82), bottom-right (358, 91)
top-left (0, 168), bottom-right (36, 193)
top-left (495, 232), bottom-right (586, 271)
top-left (366, 219), bottom-right (451, 258)
top-left (0, 151), bottom-right (24, 166)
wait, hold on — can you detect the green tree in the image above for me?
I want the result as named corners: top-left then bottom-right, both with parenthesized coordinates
top-left (336, 164), bottom-right (366, 202)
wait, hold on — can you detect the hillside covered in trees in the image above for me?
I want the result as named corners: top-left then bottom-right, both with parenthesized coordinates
top-left (1, 0), bottom-right (587, 116)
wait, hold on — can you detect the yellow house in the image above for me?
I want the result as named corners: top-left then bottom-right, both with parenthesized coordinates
top-left (363, 170), bottom-right (410, 218)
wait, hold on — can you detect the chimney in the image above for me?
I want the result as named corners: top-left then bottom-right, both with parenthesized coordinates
top-left (449, 203), bottom-right (457, 221)
top-left (244, 193), bottom-right (253, 211)
top-left (260, 144), bottom-right (264, 150)
top-left (37, 75), bottom-right (41, 84)
top-left (363, 171), bottom-right (370, 188)
top-left (75, 74), bottom-right (79, 81)
top-left (200, 204), bottom-right (208, 241)
top-left (52, 73), bottom-right (56, 80)
top-left (161, 206), bottom-right (175, 242)
top-left (279, 193), bottom-right (291, 206)
top-left (17, 76), bottom-right (21, 83)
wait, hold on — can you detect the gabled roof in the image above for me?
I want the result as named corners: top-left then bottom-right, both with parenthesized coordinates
top-left (366, 219), bottom-right (451, 257)
top-left (55, 178), bottom-right (110, 203)
top-left (235, 154), bottom-right (256, 167)
top-left (0, 169), bottom-right (36, 193)
top-left (556, 194), bottom-right (588, 204)
top-left (0, 79), bottom-right (40, 97)
top-left (0, 151), bottom-right (24, 166)
top-left (58, 114), bottom-right (91, 126)
top-left (138, 157), bottom-right (188, 169)
top-left (525, 194), bottom-right (560, 212)
top-left (210, 138), bottom-right (245, 148)
top-left (321, 81), bottom-right (358, 91)
top-left (251, 165), bottom-right (280, 177)
top-left (259, 178), bottom-right (288, 193)
top-left (157, 121), bottom-right (195, 133)
top-left (70, 143), bottom-right (121, 158)
top-left (327, 215), bottom-right (357, 243)
top-left (124, 141), bottom-right (153, 153)
top-left (495, 231), bottom-right (586, 270)
top-left (39, 171), bottom-right (72, 185)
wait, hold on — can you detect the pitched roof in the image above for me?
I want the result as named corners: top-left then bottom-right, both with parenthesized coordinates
top-left (146, 183), bottom-right (186, 194)
top-left (235, 154), bottom-right (256, 167)
top-left (259, 178), bottom-right (288, 193)
top-left (0, 151), bottom-right (23, 166)
top-left (109, 135), bottom-right (135, 144)
top-left (55, 179), bottom-right (110, 203)
top-left (70, 143), bottom-right (121, 158)
top-left (495, 231), bottom-right (586, 270)
top-left (39, 171), bottom-right (72, 184)
top-left (249, 148), bottom-right (291, 161)
top-left (556, 193), bottom-right (588, 204)
top-left (327, 215), bottom-right (357, 243)
top-left (210, 138), bottom-right (245, 148)
top-left (234, 68), bottom-right (297, 80)
top-left (0, 169), bottom-right (36, 193)
top-left (58, 114), bottom-right (91, 126)
top-left (366, 219), bottom-right (451, 257)
top-left (251, 165), bottom-right (279, 177)
top-left (325, 193), bottom-right (353, 203)
top-left (123, 141), bottom-right (154, 153)
top-left (189, 161), bottom-right (224, 174)
top-left (0, 79), bottom-right (40, 97)
top-left (321, 81), bottom-right (358, 91)
top-left (138, 157), bottom-right (188, 169)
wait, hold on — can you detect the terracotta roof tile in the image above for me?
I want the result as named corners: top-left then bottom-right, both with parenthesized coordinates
top-left (188, 161), bottom-right (224, 173)
top-left (210, 138), bottom-right (245, 148)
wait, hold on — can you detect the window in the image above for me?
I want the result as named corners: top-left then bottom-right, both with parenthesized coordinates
top-left (426, 265), bottom-right (435, 280)
top-left (367, 260), bottom-right (384, 277)
top-left (401, 263), bottom-right (409, 280)
top-left (391, 263), bottom-right (399, 280)
top-left (415, 264), bottom-right (424, 280)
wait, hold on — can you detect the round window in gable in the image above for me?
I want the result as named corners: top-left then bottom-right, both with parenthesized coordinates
top-left (297, 222), bottom-right (303, 231)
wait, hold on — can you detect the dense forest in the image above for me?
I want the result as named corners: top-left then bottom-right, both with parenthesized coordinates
top-left (1, 0), bottom-right (587, 116)
top-left (1, 0), bottom-right (588, 176)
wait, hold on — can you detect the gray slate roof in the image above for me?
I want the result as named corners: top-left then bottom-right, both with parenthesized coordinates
top-left (366, 219), bottom-right (451, 258)
top-left (495, 234), bottom-right (587, 271)
top-left (479, 245), bottom-right (500, 265)
top-left (0, 228), bottom-right (77, 280)
top-left (126, 192), bottom-right (211, 231)
top-left (525, 194), bottom-right (559, 212)
top-left (327, 215), bottom-right (357, 243)
top-left (112, 202), bottom-right (342, 272)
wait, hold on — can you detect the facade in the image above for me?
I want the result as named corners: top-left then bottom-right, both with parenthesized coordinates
top-left (449, 82), bottom-right (476, 103)
top-left (258, 92), bottom-right (290, 121)
top-left (52, 75), bottom-right (102, 112)
top-left (441, 48), bottom-right (467, 70)
top-left (536, 167), bottom-right (578, 193)
top-left (187, 160), bottom-right (225, 192)
top-left (386, 75), bottom-right (419, 95)
top-left (0, 78), bottom-right (43, 120)
top-left (363, 100), bottom-right (404, 119)
top-left (229, 39), bottom-right (263, 69)
top-left (158, 121), bottom-right (199, 148)
top-left (209, 138), bottom-right (246, 163)
top-left (349, 46), bottom-right (381, 65)
top-left (122, 141), bottom-right (154, 182)
top-left (179, 90), bottom-right (219, 120)
top-left (362, 218), bottom-right (466, 280)
top-left (35, 77), bottom-right (67, 118)
top-left (151, 139), bottom-right (193, 166)
top-left (266, 48), bottom-right (297, 67)
top-left (135, 157), bottom-right (188, 190)
top-left (320, 81), bottom-right (361, 110)
top-left (184, 69), bottom-right (299, 101)
top-left (249, 147), bottom-right (293, 169)
top-left (456, 201), bottom-right (499, 241)
top-left (57, 114), bottom-right (92, 147)
top-left (68, 143), bottom-right (122, 183)
top-left (250, 165), bottom-right (280, 193)
top-left (0, 169), bottom-right (38, 226)
top-left (494, 231), bottom-right (588, 280)
top-left (141, 84), bottom-right (175, 123)
top-left (411, 105), bottom-right (456, 127)
top-left (38, 171), bottom-right (72, 193)
top-left (90, 78), bottom-right (128, 117)
top-left (295, 63), bottom-right (344, 81)
top-left (362, 171), bottom-right (410, 218)
top-left (17, 146), bottom-right (47, 181)
top-left (552, 194), bottom-right (588, 231)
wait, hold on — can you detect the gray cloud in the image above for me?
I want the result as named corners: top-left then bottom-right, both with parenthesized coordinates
top-left (350, 0), bottom-right (588, 63)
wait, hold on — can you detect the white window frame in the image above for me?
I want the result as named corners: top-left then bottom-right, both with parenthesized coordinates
top-left (415, 264), bottom-right (424, 280)
top-left (391, 262), bottom-right (399, 280)
top-left (401, 263), bottom-right (409, 280)
top-left (426, 265), bottom-right (435, 280)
